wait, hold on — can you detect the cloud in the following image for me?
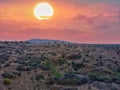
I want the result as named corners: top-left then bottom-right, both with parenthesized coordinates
top-left (72, 15), bottom-right (94, 25)
top-left (70, 9), bottom-right (120, 43)
top-left (72, 11), bottom-right (120, 29)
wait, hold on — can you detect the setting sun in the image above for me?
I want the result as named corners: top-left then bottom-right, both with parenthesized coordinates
top-left (34, 2), bottom-right (54, 20)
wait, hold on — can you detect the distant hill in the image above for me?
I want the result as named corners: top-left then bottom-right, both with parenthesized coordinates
top-left (26, 39), bottom-right (71, 44)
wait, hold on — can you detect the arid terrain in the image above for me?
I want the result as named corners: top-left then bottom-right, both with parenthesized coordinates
top-left (0, 41), bottom-right (120, 90)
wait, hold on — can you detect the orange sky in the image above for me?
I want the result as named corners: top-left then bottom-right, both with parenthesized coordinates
top-left (0, 0), bottom-right (120, 43)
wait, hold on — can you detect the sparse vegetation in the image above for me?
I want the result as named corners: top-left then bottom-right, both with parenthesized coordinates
top-left (0, 42), bottom-right (120, 90)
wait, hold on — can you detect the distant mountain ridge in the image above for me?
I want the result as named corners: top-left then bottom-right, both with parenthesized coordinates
top-left (26, 39), bottom-right (71, 44)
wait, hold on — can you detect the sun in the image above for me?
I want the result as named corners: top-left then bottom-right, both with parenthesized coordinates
top-left (34, 2), bottom-right (54, 20)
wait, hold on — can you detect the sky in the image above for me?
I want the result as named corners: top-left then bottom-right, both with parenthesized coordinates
top-left (0, 0), bottom-right (120, 43)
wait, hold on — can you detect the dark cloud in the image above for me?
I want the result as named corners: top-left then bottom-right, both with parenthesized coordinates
top-left (72, 15), bottom-right (94, 24)
top-left (72, 12), bottom-right (120, 30)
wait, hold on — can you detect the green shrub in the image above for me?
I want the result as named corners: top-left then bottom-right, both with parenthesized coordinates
top-left (80, 77), bottom-right (89, 84)
top-left (88, 73), bottom-right (98, 81)
top-left (2, 72), bottom-right (15, 79)
top-left (88, 73), bottom-right (113, 83)
top-left (115, 78), bottom-right (120, 84)
top-left (12, 71), bottom-right (21, 76)
top-left (97, 76), bottom-right (112, 83)
top-left (111, 75), bottom-right (120, 84)
top-left (45, 60), bottom-right (51, 68)
top-left (71, 61), bottom-right (85, 71)
top-left (50, 66), bottom-right (62, 78)
top-left (35, 74), bottom-right (44, 81)
top-left (45, 60), bottom-right (62, 78)
top-left (116, 66), bottom-right (120, 72)
top-left (64, 72), bottom-right (75, 79)
top-left (3, 78), bottom-right (10, 85)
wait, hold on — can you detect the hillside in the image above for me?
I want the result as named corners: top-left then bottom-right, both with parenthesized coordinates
top-left (0, 42), bottom-right (120, 90)
top-left (26, 39), bottom-right (71, 44)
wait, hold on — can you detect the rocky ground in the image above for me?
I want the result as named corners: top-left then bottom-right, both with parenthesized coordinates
top-left (0, 41), bottom-right (120, 90)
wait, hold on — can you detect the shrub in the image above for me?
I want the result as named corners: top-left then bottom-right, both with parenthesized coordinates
top-left (71, 61), bottom-right (85, 71)
top-left (3, 63), bottom-right (10, 67)
top-left (16, 66), bottom-right (25, 71)
top-left (116, 66), bottom-right (120, 72)
top-left (80, 77), bottom-right (89, 84)
top-left (97, 76), bottom-right (112, 83)
top-left (16, 66), bottom-right (32, 71)
top-left (44, 60), bottom-right (62, 78)
top-left (56, 73), bottom-right (89, 85)
top-left (64, 72), bottom-right (75, 79)
top-left (88, 73), bottom-right (112, 83)
top-left (45, 60), bottom-right (51, 68)
top-left (115, 78), bottom-right (120, 84)
top-left (29, 61), bottom-right (37, 68)
top-left (3, 78), bottom-right (10, 85)
top-left (50, 65), bottom-right (62, 78)
top-left (88, 73), bottom-right (98, 81)
top-left (67, 53), bottom-right (81, 60)
top-left (12, 71), bottom-right (21, 76)
top-left (39, 65), bottom-right (49, 71)
top-left (2, 72), bottom-right (15, 79)
top-left (35, 74), bottom-right (44, 81)
top-left (112, 75), bottom-right (120, 84)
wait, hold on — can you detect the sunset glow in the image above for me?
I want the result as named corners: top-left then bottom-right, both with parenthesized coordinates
top-left (0, 0), bottom-right (120, 43)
